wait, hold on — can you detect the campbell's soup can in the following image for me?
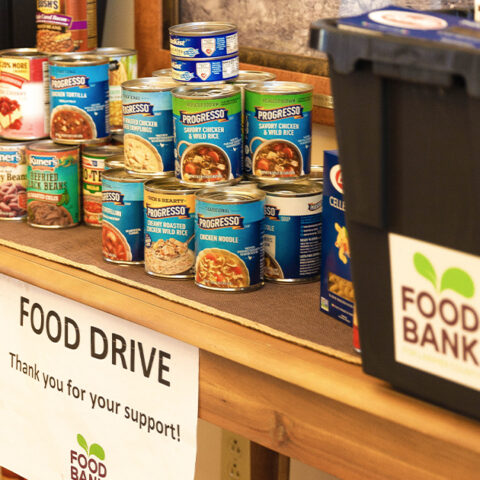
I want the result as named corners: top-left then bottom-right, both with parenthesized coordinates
top-left (260, 180), bottom-right (322, 283)
top-left (36, 0), bottom-right (97, 53)
top-left (49, 54), bottom-right (110, 144)
top-left (144, 178), bottom-right (199, 278)
top-left (0, 140), bottom-right (28, 220)
top-left (102, 167), bottom-right (147, 264)
top-left (26, 140), bottom-right (80, 228)
top-left (195, 185), bottom-right (265, 292)
top-left (95, 47), bottom-right (138, 132)
top-left (81, 144), bottom-right (123, 226)
top-left (0, 49), bottom-right (49, 141)
top-left (245, 81), bottom-right (313, 180)
top-left (172, 84), bottom-right (242, 185)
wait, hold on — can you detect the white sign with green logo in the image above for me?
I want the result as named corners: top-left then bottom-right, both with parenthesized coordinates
top-left (390, 233), bottom-right (480, 390)
top-left (0, 274), bottom-right (199, 480)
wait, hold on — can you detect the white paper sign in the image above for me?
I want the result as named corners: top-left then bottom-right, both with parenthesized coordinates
top-left (390, 233), bottom-right (480, 391)
top-left (0, 274), bottom-right (199, 480)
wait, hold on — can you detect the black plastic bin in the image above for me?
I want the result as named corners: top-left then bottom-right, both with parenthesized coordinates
top-left (311, 10), bottom-right (480, 419)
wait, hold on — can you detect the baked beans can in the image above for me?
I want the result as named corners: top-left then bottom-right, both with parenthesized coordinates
top-left (36, 0), bottom-right (97, 54)
top-left (49, 54), bottom-right (110, 144)
top-left (95, 47), bottom-right (138, 133)
top-left (0, 141), bottom-right (28, 220)
top-left (195, 185), bottom-right (265, 292)
top-left (82, 144), bottom-right (123, 226)
top-left (0, 49), bottom-right (49, 141)
top-left (169, 22), bottom-right (238, 59)
top-left (172, 84), bottom-right (242, 185)
top-left (144, 178), bottom-right (198, 278)
top-left (260, 180), bottom-right (322, 283)
top-left (245, 81), bottom-right (313, 179)
top-left (26, 140), bottom-right (80, 228)
top-left (104, 154), bottom-right (125, 171)
top-left (171, 55), bottom-right (239, 83)
top-left (102, 167), bottom-right (147, 264)
top-left (122, 77), bottom-right (178, 176)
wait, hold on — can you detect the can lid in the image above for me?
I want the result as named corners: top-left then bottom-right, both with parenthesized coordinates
top-left (103, 167), bottom-right (149, 183)
top-left (27, 140), bottom-right (79, 153)
top-left (0, 48), bottom-right (46, 59)
top-left (93, 47), bottom-right (137, 57)
top-left (152, 68), bottom-right (172, 77)
top-left (169, 22), bottom-right (237, 37)
top-left (245, 81), bottom-right (313, 95)
top-left (49, 54), bottom-right (109, 66)
top-left (228, 70), bottom-right (276, 85)
top-left (0, 139), bottom-right (31, 148)
top-left (122, 77), bottom-right (180, 92)
top-left (172, 84), bottom-right (240, 99)
top-left (82, 145), bottom-right (124, 157)
top-left (145, 177), bottom-right (200, 193)
top-left (260, 179), bottom-right (322, 196)
top-left (196, 184), bottom-right (265, 204)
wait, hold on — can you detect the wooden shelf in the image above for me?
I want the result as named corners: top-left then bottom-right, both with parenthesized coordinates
top-left (1, 244), bottom-right (480, 480)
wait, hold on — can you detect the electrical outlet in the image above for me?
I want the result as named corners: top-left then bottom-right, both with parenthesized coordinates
top-left (221, 430), bottom-right (250, 480)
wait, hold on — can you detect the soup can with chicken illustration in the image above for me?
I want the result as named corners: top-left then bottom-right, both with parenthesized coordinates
top-left (172, 84), bottom-right (242, 185)
top-left (95, 47), bottom-right (138, 132)
top-left (122, 77), bottom-right (178, 176)
top-left (81, 144), bottom-right (123, 226)
top-left (144, 178), bottom-right (199, 278)
top-left (245, 81), bottom-right (313, 179)
top-left (260, 180), bottom-right (322, 283)
top-left (49, 54), bottom-right (110, 144)
top-left (0, 140), bottom-right (28, 220)
top-left (36, 0), bottom-right (97, 54)
top-left (102, 167), bottom-right (147, 264)
top-left (0, 49), bottom-right (50, 141)
top-left (26, 140), bottom-right (80, 228)
top-left (195, 185), bottom-right (265, 292)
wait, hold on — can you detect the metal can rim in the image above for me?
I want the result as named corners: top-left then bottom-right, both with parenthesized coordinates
top-left (169, 22), bottom-right (237, 37)
top-left (0, 48), bottom-right (47, 59)
top-left (122, 77), bottom-right (180, 92)
top-left (93, 47), bottom-right (137, 57)
top-left (196, 185), bottom-right (265, 204)
top-left (172, 83), bottom-right (240, 99)
top-left (27, 140), bottom-right (79, 153)
top-left (171, 53), bottom-right (238, 63)
top-left (245, 80), bottom-right (313, 95)
top-left (82, 145), bottom-right (124, 157)
top-left (259, 179), bottom-right (322, 197)
top-left (48, 54), bottom-right (110, 66)
top-left (227, 70), bottom-right (276, 84)
top-left (103, 167), bottom-right (150, 183)
top-left (145, 178), bottom-right (201, 194)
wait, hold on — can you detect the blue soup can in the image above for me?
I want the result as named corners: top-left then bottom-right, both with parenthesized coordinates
top-left (122, 77), bottom-right (179, 176)
top-left (49, 54), bottom-right (110, 144)
top-left (172, 84), bottom-right (242, 185)
top-left (260, 180), bottom-right (322, 283)
top-left (102, 167), bottom-right (147, 264)
top-left (169, 22), bottom-right (238, 59)
top-left (195, 185), bottom-right (265, 292)
top-left (171, 55), bottom-right (239, 83)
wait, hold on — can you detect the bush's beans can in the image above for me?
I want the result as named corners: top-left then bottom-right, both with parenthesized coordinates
top-left (172, 85), bottom-right (242, 185)
top-left (81, 144), bottom-right (123, 227)
top-left (102, 167), bottom-right (147, 264)
top-left (0, 49), bottom-right (49, 141)
top-left (95, 47), bottom-right (138, 132)
top-left (169, 22), bottom-right (238, 59)
top-left (36, 0), bottom-right (97, 54)
top-left (144, 178), bottom-right (199, 278)
top-left (245, 81), bottom-right (313, 179)
top-left (195, 185), bottom-right (265, 292)
top-left (0, 141), bottom-right (28, 220)
top-left (260, 180), bottom-right (322, 283)
top-left (171, 55), bottom-right (239, 83)
top-left (49, 54), bottom-right (110, 144)
top-left (104, 154), bottom-right (125, 171)
top-left (122, 77), bottom-right (178, 176)
top-left (26, 140), bottom-right (80, 228)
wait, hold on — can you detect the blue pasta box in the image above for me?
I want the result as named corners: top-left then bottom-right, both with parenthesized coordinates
top-left (320, 150), bottom-right (355, 326)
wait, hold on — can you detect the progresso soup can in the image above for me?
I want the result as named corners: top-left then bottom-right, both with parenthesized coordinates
top-left (0, 140), bottom-right (28, 220)
top-left (0, 49), bottom-right (50, 141)
top-left (144, 178), bottom-right (199, 279)
top-left (95, 47), bottom-right (138, 132)
top-left (172, 84), bottom-right (242, 185)
top-left (49, 54), bottom-right (110, 144)
top-left (245, 81), bottom-right (313, 180)
top-left (26, 140), bottom-right (80, 228)
top-left (171, 55), bottom-right (239, 83)
top-left (260, 180), bottom-right (322, 283)
top-left (122, 77), bottom-right (178, 176)
top-left (195, 185), bottom-right (265, 292)
top-left (169, 22), bottom-right (238, 59)
top-left (102, 167), bottom-right (147, 264)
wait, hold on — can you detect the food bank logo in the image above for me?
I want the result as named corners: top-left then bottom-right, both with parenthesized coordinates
top-left (70, 434), bottom-right (107, 479)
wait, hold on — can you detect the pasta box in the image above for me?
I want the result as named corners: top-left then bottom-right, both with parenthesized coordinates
top-left (320, 150), bottom-right (354, 327)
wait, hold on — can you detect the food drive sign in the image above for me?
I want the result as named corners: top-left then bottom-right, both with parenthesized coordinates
top-left (390, 234), bottom-right (480, 390)
top-left (0, 274), bottom-right (199, 480)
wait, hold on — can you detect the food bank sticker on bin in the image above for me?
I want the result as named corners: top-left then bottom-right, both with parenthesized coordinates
top-left (0, 274), bottom-right (199, 480)
top-left (390, 234), bottom-right (480, 391)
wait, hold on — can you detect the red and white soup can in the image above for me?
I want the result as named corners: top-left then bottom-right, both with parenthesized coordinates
top-left (0, 49), bottom-right (50, 141)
